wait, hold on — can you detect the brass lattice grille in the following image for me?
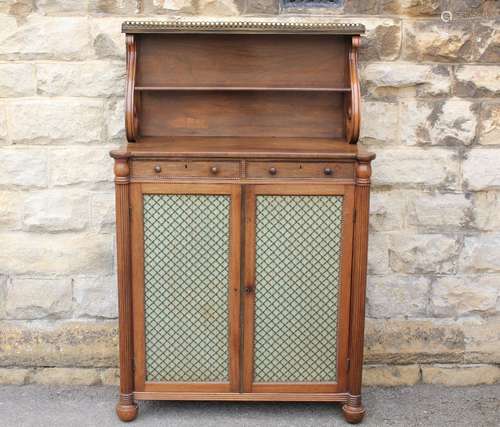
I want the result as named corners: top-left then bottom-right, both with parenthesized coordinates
top-left (143, 194), bottom-right (231, 382)
top-left (254, 195), bottom-right (343, 383)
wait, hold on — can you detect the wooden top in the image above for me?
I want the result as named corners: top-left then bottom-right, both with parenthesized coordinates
top-left (122, 20), bottom-right (365, 35)
top-left (111, 137), bottom-right (375, 161)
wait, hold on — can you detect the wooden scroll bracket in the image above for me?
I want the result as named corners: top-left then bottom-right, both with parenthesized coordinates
top-left (345, 35), bottom-right (361, 144)
top-left (125, 35), bottom-right (139, 142)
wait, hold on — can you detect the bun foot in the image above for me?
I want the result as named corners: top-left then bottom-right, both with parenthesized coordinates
top-left (342, 403), bottom-right (365, 424)
top-left (116, 393), bottom-right (138, 422)
top-left (342, 394), bottom-right (365, 424)
top-left (116, 403), bottom-right (138, 422)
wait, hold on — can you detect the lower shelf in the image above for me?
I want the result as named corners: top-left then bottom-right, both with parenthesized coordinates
top-left (134, 391), bottom-right (349, 402)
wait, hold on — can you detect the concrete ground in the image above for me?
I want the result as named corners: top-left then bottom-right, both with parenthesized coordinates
top-left (0, 384), bottom-right (498, 427)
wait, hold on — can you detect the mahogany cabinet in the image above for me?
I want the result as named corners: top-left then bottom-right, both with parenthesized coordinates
top-left (111, 20), bottom-right (374, 424)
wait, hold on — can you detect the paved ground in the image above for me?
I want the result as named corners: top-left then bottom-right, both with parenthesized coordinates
top-left (0, 384), bottom-right (498, 427)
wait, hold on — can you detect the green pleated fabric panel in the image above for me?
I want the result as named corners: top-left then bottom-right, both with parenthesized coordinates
top-left (254, 195), bottom-right (343, 383)
top-left (143, 194), bottom-right (231, 383)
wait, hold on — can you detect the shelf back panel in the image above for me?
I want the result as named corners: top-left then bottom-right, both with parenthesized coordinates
top-left (138, 90), bottom-right (345, 138)
top-left (136, 34), bottom-right (348, 88)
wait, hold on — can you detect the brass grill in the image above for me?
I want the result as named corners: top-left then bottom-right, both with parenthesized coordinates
top-left (253, 195), bottom-right (343, 383)
top-left (143, 194), bottom-right (231, 382)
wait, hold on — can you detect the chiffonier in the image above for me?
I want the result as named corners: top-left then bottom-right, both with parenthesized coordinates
top-left (110, 20), bottom-right (374, 424)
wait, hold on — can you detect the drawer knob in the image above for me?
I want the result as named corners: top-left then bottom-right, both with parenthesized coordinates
top-left (154, 165), bottom-right (162, 173)
top-left (269, 167), bottom-right (277, 176)
top-left (324, 167), bottom-right (333, 176)
top-left (210, 166), bottom-right (218, 175)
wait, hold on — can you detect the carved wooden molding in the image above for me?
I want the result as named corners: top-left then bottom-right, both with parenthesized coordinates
top-left (125, 35), bottom-right (138, 142)
top-left (122, 20), bottom-right (365, 34)
top-left (346, 35), bottom-right (361, 144)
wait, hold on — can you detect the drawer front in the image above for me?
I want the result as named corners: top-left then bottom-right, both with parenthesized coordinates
top-left (246, 161), bottom-right (354, 179)
top-left (132, 160), bottom-right (241, 179)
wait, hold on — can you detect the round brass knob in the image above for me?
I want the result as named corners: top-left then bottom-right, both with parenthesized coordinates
top-left (269, 167), bottom-right (277, 176)
top-left (154, 165), bottom-right (162, 173)
top-left (324, 167), bottom-right (333, 176)
top-left (210, 166), bottom-right (218, 175)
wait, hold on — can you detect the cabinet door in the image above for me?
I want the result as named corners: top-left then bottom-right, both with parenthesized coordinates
top-left (131, 183), bottom-right (241, 393)
top-left (242, 184), bottom-right (354, 394)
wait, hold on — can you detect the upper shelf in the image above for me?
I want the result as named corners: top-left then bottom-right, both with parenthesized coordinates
top-left (122, 20), bottom-right (365, 35)
top-left (123, 21), bottom-right (362, 145)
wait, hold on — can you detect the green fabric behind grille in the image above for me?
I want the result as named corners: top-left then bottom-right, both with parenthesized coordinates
top-left (143, 194), bottom-right (231, 382)
top-left (254, 195), bottom-right (343, 383)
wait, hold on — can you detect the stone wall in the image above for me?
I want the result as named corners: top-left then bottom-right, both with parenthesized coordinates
top-left (0, 0), bottom-right (499, 386)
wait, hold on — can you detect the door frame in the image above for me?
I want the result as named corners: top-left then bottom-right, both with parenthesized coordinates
top-left (130, 182), bottom-right (242, 393)
top-left (242, 183), bottom-right (355, 394)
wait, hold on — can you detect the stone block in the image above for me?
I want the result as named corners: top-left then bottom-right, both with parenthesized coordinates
top-left (23, 190), bottom-right (90, 232)
top-left (90, 17), bottom-right (126, 59)
top-left (431, 275), bottom-right (499, 318)
top-left (463, 149), bottom-right (500, 190)
top-left (49, 147), bottom-right (114, 187)
top-left (362, 364), bottom-right (421, 386)
top-left (0, 232), bottom-right (113, 275)
top-left (360, 101), bottom-right (398, 144)
top-left (369, 190), bottom-right (405, 231)
top-left (389, 233), bottom-right (460, 274)
top-left (5, 277), bottom-right (72, 320)
top-left (7, 99), bottom-right (104, 144)
top-left (463, 318), bottom-right (500, 363)
top-left (344, 0), bottom-right (379, 14)
top-left (407, 192), bottom-right (472, 230)
top-left (360, 19), bottom-right (402, 62)
top-left (373, 148), bottom-right (458, 188)
top-left (0, 191), bottom-right (23, 230)
top-left (0, 64), bottom-right (36, 97)
top-left (362, 63), bottom-right (451, 98)
top-left (365, 319), bottom-right (465, 364)
top-left (0, 275), bottom-right (7, 319)
top-left (478, 103), bottom-right (500, 145)
top-left (422, 364), bottom-right (500, 386)
top-left (100, 368), bottom-right (119, 385)
top-left (400, 98), bottom-right (478, 145)
top-left (0, 104), bottom-right (7, 143)
top-left (36, 0), bottom-right (90, 15)
top-left (0, 320), bottom-right (118, 367)
top-left (105, 99), bottom-right (125, 141)
top-left (473, 191), bottom-right (500, 230)
top-left (73, 275), bottom-right (117, 318)
top-left (380, 0), bottom-right (441, 16)
top-left (32, 368), bottom-right (102, 385)
top-left (89, 0), bottom-right (140, 14)
top-left (198, 0), bottom-right (242, 15)
top-left (404, 21), bottom-right (474, 63)
top-left (475, 20), bottom-right (500, 63)
top-left (37, 61), bottom-right (125, 97)
top-left (91, 192), bottom-right (115, 233)
top-left (460, 234), bottom-right (500, 272)
top-left (367, 232), bottom-right (390, 275)
top-left (0, 17), bottom-right (92, 60)
top-left (143, 0), bottom-right (196, 13)
top-left (0, 368), bottom-right (30, 385)
top-left (455, 66), bottom-right (500, 97)
top-left (367, 275), bottom-right (430, 318)
top-left (245, 0), bottom-right (278, 14)
top-left (0, 148), bottom-right (48, 188)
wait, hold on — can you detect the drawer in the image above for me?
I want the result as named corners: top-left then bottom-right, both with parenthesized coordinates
top-left (132, 160), bottom-right (241, 178)
top-left (246, 161), bottom-right (354, 179)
